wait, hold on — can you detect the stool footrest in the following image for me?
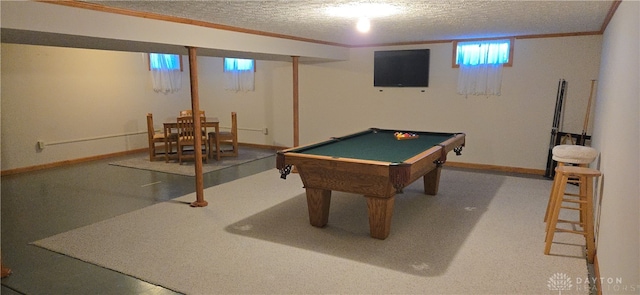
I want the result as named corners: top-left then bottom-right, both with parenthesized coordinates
top-left (555, 228), bottom-right (587, 236)
top-left (563, 193), bottom-right (583, 198)
top-left (561, 198), bottom-right (587, 204)
top-left (557, 219), bottom-right (583, 226)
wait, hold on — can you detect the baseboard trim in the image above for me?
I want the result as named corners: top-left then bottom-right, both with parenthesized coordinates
top-left (445, 161), bottom-right (546, 176)
top-left (238, 142), bottom-right (286, 151)
top-left (1, 148), bottom-right (146, 176)
top-left (1, 145), bottom-right (544, 177)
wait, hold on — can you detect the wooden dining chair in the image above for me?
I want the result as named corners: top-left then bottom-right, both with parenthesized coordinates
top-left (146, 113), bottom-right (177, 161)
top-left (176, 116), bottom-right (208, 164)
top-left (208, 112), bottom-right (238, 160)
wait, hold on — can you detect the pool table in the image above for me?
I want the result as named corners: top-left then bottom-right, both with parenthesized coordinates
top-left (277, 128), bottom-right (465, 239)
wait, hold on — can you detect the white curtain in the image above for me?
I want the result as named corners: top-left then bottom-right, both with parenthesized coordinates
top-left (456, 40), bottom-right (507, 96)
top-left (457, 63), bottom-right (503, 96)
top-left (150, 54), bottom-right (182, 93)
top-left (224, 69), bottom-right (255, 92)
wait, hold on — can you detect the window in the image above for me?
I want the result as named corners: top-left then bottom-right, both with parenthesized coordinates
top-left (454, 38), bottom-right (513, 96)
top-left (453, 38), bottom-right (513, 68)
top-left (224, 58), bottom-right (255, 72)
top-left (149, 53), bottom-right (182, 71)
top-left (223, 58), bottom-right (255, 92)
top-left (148, 53), bottom-right (183, 93)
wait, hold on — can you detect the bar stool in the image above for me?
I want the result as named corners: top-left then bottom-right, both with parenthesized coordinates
top-left (544, 165), bottom-right (601, 263)
top-left (544, 145), bottom-right (598, 223)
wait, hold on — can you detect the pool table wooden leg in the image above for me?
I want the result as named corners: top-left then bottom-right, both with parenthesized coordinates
top-left (366, 196), bottom-right (395, 240)
top-left (306, 188), bottom-right (331, 227)
top-left (423, 166), bottom-right (442, 195)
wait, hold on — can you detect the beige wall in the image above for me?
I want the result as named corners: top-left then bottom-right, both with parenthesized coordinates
top-left (296, 36), bottom-right (602, 169)
top-left (591, 0), bottom-right (640, 292)
top-left (0, 44), bottom-right (284, 170)
top-left (1, 34), bottom-right (602, 171)
top-left (1, 45), bottom-right (181, 169)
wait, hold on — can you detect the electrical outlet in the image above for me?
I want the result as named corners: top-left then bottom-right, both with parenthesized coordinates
top-left (37, 140), bottom-right (45, 150)
top-left (263, 128), bottom-right (269, 135)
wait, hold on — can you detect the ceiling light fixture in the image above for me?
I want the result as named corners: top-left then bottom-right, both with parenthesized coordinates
top-left (357, 18), bottom-right (371, 33)
top-left (326, 3), bottom-right (402, 33)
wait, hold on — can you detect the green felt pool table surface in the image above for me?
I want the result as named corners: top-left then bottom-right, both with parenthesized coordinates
top-left (295, 128), bottom-right (458, 163)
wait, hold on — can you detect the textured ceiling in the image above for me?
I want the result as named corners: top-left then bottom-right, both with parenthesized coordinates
top-left (83, 0), bottom-right (614, 46)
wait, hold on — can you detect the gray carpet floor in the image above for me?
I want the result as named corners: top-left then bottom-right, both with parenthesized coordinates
top-left (32, 168), bottom-right (591, 294)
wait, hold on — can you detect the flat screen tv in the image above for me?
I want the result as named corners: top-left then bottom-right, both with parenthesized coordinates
top-left (374, 49), bottom-right (430, 87)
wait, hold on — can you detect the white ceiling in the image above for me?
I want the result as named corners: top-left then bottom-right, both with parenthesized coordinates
top-left (82, 0), bottom-right (614, 47)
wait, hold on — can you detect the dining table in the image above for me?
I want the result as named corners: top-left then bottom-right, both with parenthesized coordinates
top-left (163, 118), bottom-right (219, 162)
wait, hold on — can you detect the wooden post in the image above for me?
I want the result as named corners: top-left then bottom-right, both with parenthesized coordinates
top-left (292, 56), bottom-right (299, 147)
top-left (187, 46), bottom-right (208, 207)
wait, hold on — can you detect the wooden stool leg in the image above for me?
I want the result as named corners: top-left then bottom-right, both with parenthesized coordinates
top-left (545, 168), bottom-right (570, 236)
top-left (544, 163), bottom-right (564, 223)
top-left (584, 175), bottom-right (596, 263)
top-left (545, 172), bottom-right (569, 253)
top-left (578, 173), bottom-right (588, 224)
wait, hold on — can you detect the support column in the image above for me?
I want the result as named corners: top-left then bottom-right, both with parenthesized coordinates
top-left (292, 56), bottom-right (299, 147)
top-left (187, 46), bottom-right (207, 207)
